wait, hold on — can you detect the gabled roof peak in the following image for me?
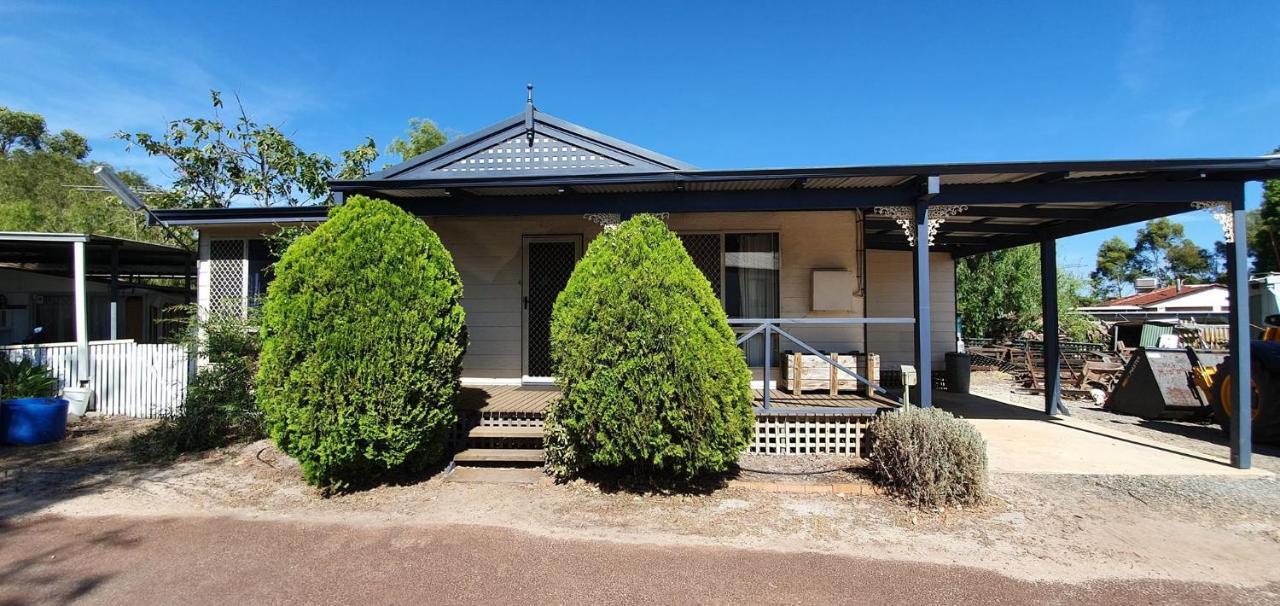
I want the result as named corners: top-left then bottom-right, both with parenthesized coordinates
top-left (364, 101), bottom-right (693, 181)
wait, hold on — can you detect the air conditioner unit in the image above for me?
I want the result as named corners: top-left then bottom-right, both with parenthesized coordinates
top-left (1134, 277), bottom-right (1159, 292)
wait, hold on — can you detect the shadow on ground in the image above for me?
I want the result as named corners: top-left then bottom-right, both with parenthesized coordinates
top-left (0, 516), bottom-right (151, 604)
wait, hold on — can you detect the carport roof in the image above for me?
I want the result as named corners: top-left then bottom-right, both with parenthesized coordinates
top-left (0, 232), bottom-right (193, 278)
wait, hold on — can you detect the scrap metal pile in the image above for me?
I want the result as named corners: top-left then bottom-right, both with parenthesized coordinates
top-left (967, 338), bottom-right (1125, 400)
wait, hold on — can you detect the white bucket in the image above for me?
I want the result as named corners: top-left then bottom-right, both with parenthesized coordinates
top-left (62, 387), bottom-right (93, 417)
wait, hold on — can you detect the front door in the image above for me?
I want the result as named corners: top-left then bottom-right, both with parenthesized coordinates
top-left (522, 236), bottom-right (582, 382)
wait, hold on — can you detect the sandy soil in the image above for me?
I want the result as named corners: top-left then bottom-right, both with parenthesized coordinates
top-left (3, 413), bottom-right (1279, 593)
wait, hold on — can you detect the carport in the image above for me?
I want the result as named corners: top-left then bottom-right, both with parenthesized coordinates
top-left (854, 158), bottom-right (1279, 470)
top-left (0, 232), bottom-right (193, 382)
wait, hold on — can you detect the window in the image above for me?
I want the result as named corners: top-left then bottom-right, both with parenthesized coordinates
top-left (679, 232), bottom-right (780, 366)
top-left (246, 240), bottom-right (277, 307)
top-left (724, 233), bottom-right (779, 320)
top-left (725, 233), bottom-right (779, 366)
top-left (209, 239), bottom-right (278, 318)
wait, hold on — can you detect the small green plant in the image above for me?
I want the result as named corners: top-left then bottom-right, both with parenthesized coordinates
top-left (544, 215), bottom-right (754, 482)
top-left (0, 357), bottom-right (58, 399)
top-left (256, 196), bottom-right (466, 492)
top-left (868, 407), bottom-right (988, 507)
top-left (129, 308), bottom-right (263, 463)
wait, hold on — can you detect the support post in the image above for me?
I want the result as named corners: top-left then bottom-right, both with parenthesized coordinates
top-left (109, 243), bottom-right (120, 340)
top-left (762, 324), bottom-right (772, 409)
top-left (1226, 195), bottom-right (1252, 469)
top-left (1040, 237), bottom-right (1066, 416)
top-left (912, 199), bottom-right (933, 408)
top-left (73, 240), bottom-right (89, 383)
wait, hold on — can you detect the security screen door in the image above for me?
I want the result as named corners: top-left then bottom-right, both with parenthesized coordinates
top-left (522, 236), bottom-right (582, 380)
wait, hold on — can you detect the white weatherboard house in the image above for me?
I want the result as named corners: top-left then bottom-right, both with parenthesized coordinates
top-left (1077, 281), bottom-right (1230, 324)
top-left (150, 97), bottom-right (1276, 467)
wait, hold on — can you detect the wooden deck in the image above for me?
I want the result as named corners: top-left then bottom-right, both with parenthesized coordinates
top-left (754, 389), bottom-right (897, 411)
top-left (456, 385), bottom-right (561, 414)
top-left (456, 384), bottom-right (895, 414)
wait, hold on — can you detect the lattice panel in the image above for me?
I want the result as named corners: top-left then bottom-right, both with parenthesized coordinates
top-left (750, 414), bottom-right (870, 457)
top-left (679, 234), bottom-right (722, 295)
top-left (479, 411), bottom-right (545, 428)
top-left (439, 134), bottom-right (628, 173)
top-left (526, 241), bottom-right (578, 376)
top-left (208, 240), bottom-right (245, 319)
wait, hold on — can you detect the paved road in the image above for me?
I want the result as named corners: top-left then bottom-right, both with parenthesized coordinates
top-left (0, 515), bottom-right (1268, 605)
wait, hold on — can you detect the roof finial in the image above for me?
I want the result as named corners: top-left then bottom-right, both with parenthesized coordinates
top-left (524, 83), bottom-right (536, 147)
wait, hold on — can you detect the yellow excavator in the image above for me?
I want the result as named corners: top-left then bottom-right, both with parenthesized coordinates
top-left (1188, 315), bottom-right (1280, 442)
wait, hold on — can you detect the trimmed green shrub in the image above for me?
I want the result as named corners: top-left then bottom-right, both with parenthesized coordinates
top-left (256, 196), bottom-right (466, 491)
top-left (869, 407), bottom-right (988, 507)
top-left (130, 308), bottom-right (262, 463)
top-left (544, 214), bottom-right (754, 481)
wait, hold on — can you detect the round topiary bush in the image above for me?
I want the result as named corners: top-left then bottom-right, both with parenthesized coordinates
top-left (868, 407), bottom-right (987, 507)
top-left (256, 195), bottom-right (466, 491)
top-left (544, 214), bottom-right (754, 481)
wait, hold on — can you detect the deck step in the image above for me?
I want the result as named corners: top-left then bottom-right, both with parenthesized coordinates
top-left (452, 448), bottom-right (545, 464)
top-left (467, 426), bottom-right (544, 439)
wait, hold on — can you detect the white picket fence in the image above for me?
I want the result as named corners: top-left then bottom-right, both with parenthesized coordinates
top-left (1, 340), bottom-right (190, 418)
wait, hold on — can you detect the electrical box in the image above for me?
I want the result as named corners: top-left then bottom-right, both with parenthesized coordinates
top-left (900, 364), bottom-right (918, 387)
top-left (811, 269), bottom-right (855, 312)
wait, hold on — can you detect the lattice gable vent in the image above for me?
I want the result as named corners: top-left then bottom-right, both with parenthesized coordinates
top-left (437, 133), bottom-right (630, 173)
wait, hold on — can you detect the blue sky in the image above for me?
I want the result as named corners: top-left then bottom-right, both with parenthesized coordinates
top-left (2, 0), bottom-right (1277, 274)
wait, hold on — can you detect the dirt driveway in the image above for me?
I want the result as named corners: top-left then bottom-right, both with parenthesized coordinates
top-left (3, 387), bottom-right (1280, 603)
top-left (3, 515), bottom-right (1272, 606)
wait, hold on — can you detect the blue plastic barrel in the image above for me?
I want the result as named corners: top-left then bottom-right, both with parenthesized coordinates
top-left (1, 397), bottom-right (69, 445)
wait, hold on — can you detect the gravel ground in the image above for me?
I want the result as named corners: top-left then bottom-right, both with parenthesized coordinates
top-left (3, 409), bottom-right (1280, 595)
top-left (735, 453), bottom-right (870, 484)
top-left (4, 515), bottom-right (1274, 606)
top-left (966, 371), bottom-right (1280, 472)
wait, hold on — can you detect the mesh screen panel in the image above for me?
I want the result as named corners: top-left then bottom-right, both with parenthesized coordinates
top-left (679, 234), bottom-right (722, 295)
top-left (208, 240), bottom-right (245, 319)
top-left (526, 241), bottom-right (578, 376)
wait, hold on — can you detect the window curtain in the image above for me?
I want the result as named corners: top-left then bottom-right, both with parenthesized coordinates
top-left (724, 233), bottom-right (779, 366)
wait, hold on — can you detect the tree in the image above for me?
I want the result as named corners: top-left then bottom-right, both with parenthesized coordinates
top-left (1253, 166), bottom-right (1280, 273)
top-left (117, 91), bottom-right (374, 208)
top-left (44, 129), bottom-right (90, 160)
top-left (256, 196), bottom-right (467, 491)
top-left (0, 107), bottom-right (46, 155)
top-left (386, 118), bottom-right (447, 162)
top-left (0, 107), bottom-right (178, 245)
top-left (1130, 218), bottom-right (1210, 283)
top-left (543, 215), bottom-right (754, 481)
top-left (956, 244), bottom-right (1096, 342)
top-left (1087, 218), bottom-right (1220, 299)
top-left (1090, 236), bottom-right (1134, 300)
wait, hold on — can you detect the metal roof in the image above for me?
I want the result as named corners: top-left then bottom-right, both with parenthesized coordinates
top-left (0, 232), bottom-right (193, 278)
top-left (151, 106), bottom-right (1280, 257)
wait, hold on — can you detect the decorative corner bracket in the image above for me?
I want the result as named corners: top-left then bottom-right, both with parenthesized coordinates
top-left (583, 212), bottom-right (669, 230)
top-left (872, 205), bottom-right (969, 247)
top-left (583, 213), bottom-right (622, 230)
top-left (1191, 201), bottom-right (1234, 243)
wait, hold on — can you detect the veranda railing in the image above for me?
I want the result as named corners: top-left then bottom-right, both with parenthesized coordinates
top-left (727, 317), bottom-right (915, 411)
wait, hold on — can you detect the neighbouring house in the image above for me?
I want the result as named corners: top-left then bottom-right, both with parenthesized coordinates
top-left (0, 232), bottom-right (195, 416)
top-left (0, 232), bottom-right (193, 346)
top-left (1077, 280), bottom-right (1229, 324)
top-left (1076, 280), bottom-right (1231, 349)
top-left (147, 97), bottom-right (1279, 467)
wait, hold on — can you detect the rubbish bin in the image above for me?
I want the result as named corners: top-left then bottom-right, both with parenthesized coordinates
top-left (945, 352), bottom-right (971, 394)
